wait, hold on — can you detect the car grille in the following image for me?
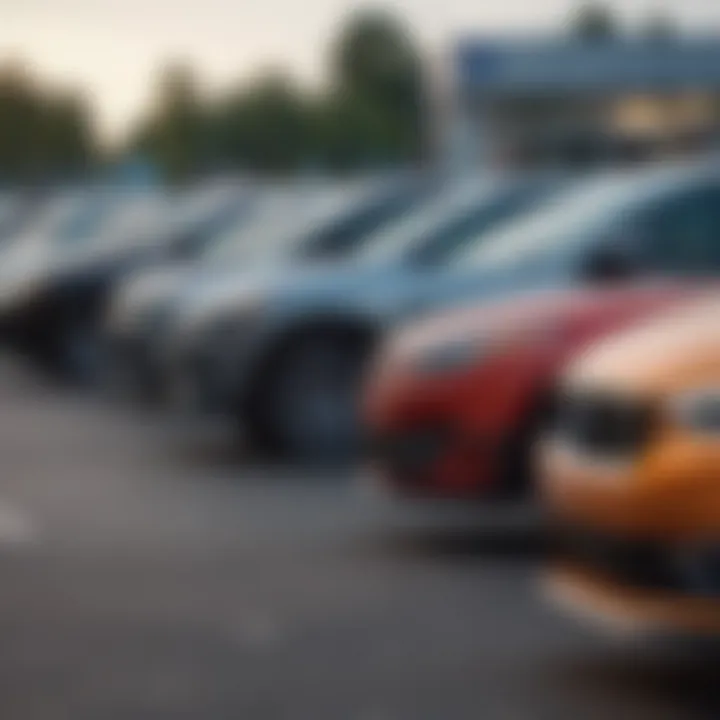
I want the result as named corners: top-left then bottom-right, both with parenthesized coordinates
top-left (139, 302), bottom-right (174, 337)
top-left (556, 526), bottom-right (720, 596)
top-left (555, 526), bottom-right (678, 590)
top-left (553, 390), bottom-right (657, 459)
top-left (367, 427), bottom-right (450, 478)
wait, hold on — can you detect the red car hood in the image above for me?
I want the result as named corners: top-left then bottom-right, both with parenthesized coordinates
top-left (383, 280), bottom-right (711, 367)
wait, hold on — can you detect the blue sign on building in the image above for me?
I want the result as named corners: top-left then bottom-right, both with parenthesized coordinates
top-left (456, 40), bottom-right (720, 94)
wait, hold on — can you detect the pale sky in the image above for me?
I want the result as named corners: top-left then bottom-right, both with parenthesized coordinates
top-left (1, 0), bottom-right (719, 141)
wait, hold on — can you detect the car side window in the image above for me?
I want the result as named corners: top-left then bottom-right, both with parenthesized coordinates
top-left (309, 190), bottom-right (421, 259)
top-left (409, 184), bottom-right (551, 266)
top-left (633, 184), bottom-right (720, 274)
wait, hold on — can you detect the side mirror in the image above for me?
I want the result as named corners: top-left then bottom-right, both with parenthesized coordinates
top-left (582, 243), bottom-right (640, 283)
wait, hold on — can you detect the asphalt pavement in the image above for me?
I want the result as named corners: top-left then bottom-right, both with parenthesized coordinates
top-left (0, 358), bottom-right (717, 719)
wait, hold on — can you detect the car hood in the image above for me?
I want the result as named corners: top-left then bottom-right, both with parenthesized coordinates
top-left (0, 234), bottom-right (53, 309)
top-left (109, 262), bottom-right (195, 326)
top-left (564, 292), bottom-right (720, 398)
top-left (0, 233), bottom-right (48, 279)
top-left (171, 261), bottom-right (410, 328)
top-left (174, 256), bottom-right (574, 334)
top-left (384, 281), bottom-right (697, 363)
top-left (0, 228), bottom-right (152, 304)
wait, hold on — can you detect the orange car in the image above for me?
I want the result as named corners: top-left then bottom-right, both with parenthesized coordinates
top-left (364, 282), bottom-right (708, 500)
top-left (541, 295), bottom-right (720, 634)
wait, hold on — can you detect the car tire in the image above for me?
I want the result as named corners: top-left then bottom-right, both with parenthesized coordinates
top-left (499, 392), bottom-right (556, 501)
top-left (255, 330), bottom-right (371, 464)
top-left (57, 317), bottom-right (108, 387)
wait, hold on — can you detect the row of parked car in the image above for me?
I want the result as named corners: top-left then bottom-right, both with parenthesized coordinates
top-left (0, 161), bottom-right (719, 633)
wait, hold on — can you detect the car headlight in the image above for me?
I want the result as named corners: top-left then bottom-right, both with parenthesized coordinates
top-left (106, 290), bottom-right (137, 331)
top-left (412, 338), bottom-right (485, 375)
top-left (109, 271), bottom-right (185, 332)
top-left (0, 270), bottom-right (43, 310)
top-left (203, 309), bottom-right (252, 345)
top-left (182, 295), bottom-right (263, 336)
top-left (668, 387), bottom-right (720, 434)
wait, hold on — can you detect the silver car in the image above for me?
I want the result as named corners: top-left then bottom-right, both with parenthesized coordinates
top-left (105, 177), bottom-right (430, 398)
top-left (158, 172), bottom-right (560, 459)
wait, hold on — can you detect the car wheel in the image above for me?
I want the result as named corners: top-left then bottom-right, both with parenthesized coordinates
top-left (101, 350), bottom-right (147, 403)
top-left (261, 332), bottom-right (370, 463)
top-left (58, 318), bottom-right (107, 386)
top-left (499, 393), bottom-right (556, 501)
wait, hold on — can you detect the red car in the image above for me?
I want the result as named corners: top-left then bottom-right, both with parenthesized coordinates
top-left (364, 282), bottom-right (709, 500)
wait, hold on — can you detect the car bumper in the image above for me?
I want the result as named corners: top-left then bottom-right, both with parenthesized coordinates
top-left (366, 424), bottom-right (502, 499)
top-left (364, 360), bottom-right (532, 500)
top-left (0, 292), bottom-right (51, 347)
top-left (547, 524), bottom-right (720, 634)
top-left (104, 331), bottom-right (164, 399)
top-left (546, 563), bottom-right (720, 635)
top-left (162, 339), bottom-right (240, 417)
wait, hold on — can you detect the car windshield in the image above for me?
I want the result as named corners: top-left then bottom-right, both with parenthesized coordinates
top-left (54, 194), bottom-right (120, 245)
top-left (203, 186), bottom-right (369, 265)
top-left (355, 179), bottom-right (496, 264)
top-left (177, 194), bottom-right (250, 256)
top-left (201, 208), bottom-right (259, 262)
top-left (282, 185), bottom-right (393, 260)
top-left (451, 171), bottom-right (669, 271)
top-left (166, 187), bottom-right (242, 237)
top-left (411, 182), bottom-right (561, 265)
top-left (190, 202), bottom-right (249, 254)
top-left (179, 188), bottom-right (234, 223)
top-left (300, 182), bottom-right (426, 259)
top-left (96, 194), bottom-right (169, 248)
top-left (357, 178), bottom-right (561, 266)
top-left (202, 192), bottom-right (308, 264)
top-left (18, 194), bottom-right (90, 243)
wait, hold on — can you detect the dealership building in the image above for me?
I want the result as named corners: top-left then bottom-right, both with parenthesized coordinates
top-left (439, 39), bottom-right (720, 168)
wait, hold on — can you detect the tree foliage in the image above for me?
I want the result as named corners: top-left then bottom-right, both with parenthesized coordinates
top-left (642, 12), bottom-right (678, 43)
top-left (212, 72), bottom-right (313, 174)
top-left (0, 63), bottom-right (95, 184)
top-left (327, 10), bottom-right (424, 167)
top-left (129, 63), bottom-right (208, 183)
top-left (128, 10), bottom-right (425, 180)
top-left (570, 3), bottom-right (620, 41)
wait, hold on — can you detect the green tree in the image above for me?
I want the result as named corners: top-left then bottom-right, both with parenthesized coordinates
top-left (326, 10), bottom-right (425, 166)
top-left (132, 63), bottom-right (209, 182)
top-left (314, 92), bottom-right (390, 171)
top-left (642, 11), bottom-right (678, 43)
top-left (125, 9), bottom-right (428, 176)
top-left (0, 62), bottom-right (95, 183)
top-left (212, 72), bottom-right (313, 174)
top-left (570, 3), bottom-right (620, 42)
top-left (0, 64), bottom-right (42, 181)
top-left (38, 92), bottom-right (95, 177)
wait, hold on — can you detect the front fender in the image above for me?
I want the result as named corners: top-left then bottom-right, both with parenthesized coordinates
top-left (230, 306), bottom-right (383, 409)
